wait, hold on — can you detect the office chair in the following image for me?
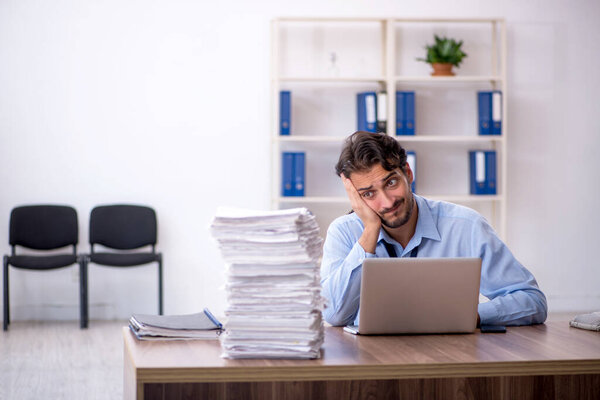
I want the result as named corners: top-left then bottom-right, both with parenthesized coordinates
top-left (86, 205), bottom-right (163, 323)
top-left (3, 205), bottom-right (86, 331)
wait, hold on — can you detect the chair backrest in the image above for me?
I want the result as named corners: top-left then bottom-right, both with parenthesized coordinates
top-left (9, 205), bottom-right (78, 250)
top-left (89, 205), bottom-right (157, 250)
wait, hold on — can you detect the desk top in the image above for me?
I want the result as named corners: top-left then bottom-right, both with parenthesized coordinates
top-left (123, 321), bottom-right (600, 383)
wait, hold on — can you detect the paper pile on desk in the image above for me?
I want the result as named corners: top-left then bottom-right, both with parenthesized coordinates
top-left (211, 207), bottom-right (324, 359)
top-left (129, 309), bottom-right (223, 341)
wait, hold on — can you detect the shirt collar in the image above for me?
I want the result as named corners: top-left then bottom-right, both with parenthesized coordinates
top-left (377, 194), bottom-right (441, 246)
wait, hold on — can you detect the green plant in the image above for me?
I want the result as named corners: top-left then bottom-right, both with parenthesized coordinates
top-left (417, 35), bottom-right (467, 67)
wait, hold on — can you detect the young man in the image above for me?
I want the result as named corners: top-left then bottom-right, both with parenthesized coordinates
top-left (321, 131), bottom-right (547, 327)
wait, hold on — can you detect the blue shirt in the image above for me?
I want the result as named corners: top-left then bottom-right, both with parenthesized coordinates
top-left (320, 194), bottom-right (547, 327)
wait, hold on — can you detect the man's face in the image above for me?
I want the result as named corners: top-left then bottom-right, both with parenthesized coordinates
top-left (349, 163), bottom-right (415, 229)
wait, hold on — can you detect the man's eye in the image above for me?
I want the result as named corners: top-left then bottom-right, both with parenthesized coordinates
top-left (387, 179), bottom-right (398, 187)
top-left (361, 191), bottom-right (373, 199)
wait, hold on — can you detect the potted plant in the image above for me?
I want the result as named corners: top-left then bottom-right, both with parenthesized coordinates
top-left (417, 35), bottom-right (467, 76)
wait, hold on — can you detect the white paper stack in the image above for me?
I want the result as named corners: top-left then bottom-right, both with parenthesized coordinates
top-left (210, 207), bottom-right (324, 359)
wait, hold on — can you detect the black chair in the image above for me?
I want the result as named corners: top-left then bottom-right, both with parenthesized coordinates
top-left (85, 205), bottom-right (163, 324)
top-left (3, 205), bottom-right (86, 331)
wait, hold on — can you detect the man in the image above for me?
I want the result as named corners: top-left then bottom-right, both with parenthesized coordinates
top-left (321, 131), bottom-right (547, 327)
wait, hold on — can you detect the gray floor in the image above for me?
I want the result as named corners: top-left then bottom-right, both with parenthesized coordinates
top-left (0, 320), bottom-right (126, 400)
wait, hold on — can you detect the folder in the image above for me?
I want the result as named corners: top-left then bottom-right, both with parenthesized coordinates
top-left (293, 152), bottom-right (305, 196)
top-left (406, 151), bottom-right (416, 193)
top-left (280, 91), bottom-right (291, 136)
top-left (281, 152), bottom-right (294, 196)
top-left (357, 92), bottom-right (377, 132)
top-left (469, 151), bottom-right (496, 195)
top-left (376, 91), bottom-right (387, 133)
top-left (396, 91), bottom-right (415, 135)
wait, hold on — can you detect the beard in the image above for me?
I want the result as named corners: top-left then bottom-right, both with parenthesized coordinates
top-left (379, 193), bottom-right (415, 229)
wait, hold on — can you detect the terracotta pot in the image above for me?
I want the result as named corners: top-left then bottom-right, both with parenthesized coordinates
top-left (431, 63), bottom-right (455, 76)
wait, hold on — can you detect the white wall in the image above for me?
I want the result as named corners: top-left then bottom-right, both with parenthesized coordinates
top-left (1, 0), bottom-right (598, 321)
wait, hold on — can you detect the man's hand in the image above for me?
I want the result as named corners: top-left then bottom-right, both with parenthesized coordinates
top-left (341, 173), bottom-right (381, 254)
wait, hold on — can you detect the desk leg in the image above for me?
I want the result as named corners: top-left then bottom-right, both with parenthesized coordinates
top-left (123, 343), bottom-right (144, 400)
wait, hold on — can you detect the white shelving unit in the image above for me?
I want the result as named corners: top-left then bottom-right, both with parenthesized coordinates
top-left (271, 17), bottom-right (507, 238)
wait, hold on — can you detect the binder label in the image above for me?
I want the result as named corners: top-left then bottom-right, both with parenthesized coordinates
top-left (492, 92), bottom-right (502, 122)
top-left (366, 94), bottom-right (376, 124)
top-left (475, 152), bottom-right (485, 183)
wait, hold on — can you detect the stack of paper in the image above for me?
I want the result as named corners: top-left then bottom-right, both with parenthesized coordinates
top-left (129, 309), bottom-right (223, 341)
top-left (211, 207), bottom-right (324, 359)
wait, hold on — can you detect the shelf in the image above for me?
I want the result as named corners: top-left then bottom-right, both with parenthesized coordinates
top-left (395, 76), bottom-right (503, 83)
top-left (276, 17), bottom-right (505, 24)
top-left (277, 135), bottom-right (503, 143)
top-left (277, 77), bottom-right (386, 83)
top-left (276, 76), bottom-right (502, 84)
top-left (278, 195), bottom-right (503, 204)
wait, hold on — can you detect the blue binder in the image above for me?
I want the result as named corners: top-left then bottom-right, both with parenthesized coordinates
top-left (396, 91), bottom-right (415, 135)
top-left (485, 151), bottom-right (497, 194)
top-left (405, 92), bottom-right (415, 135)
top-left (478, 91), bottom-right (502, 136)
top-left (281, 152), bottom-right (294, 196)
top-left (357, 92), bottom-right (377, 132)
top-left (478, 92), bottom-right (492, 135)
top-left (406, 151), bottom-right (416, 193)
top-left (469, 151), bottom-right (497, 195)
top-left (293, 152), bottom-right (305, 196)
top-left (396, 91), bottom-right (405, 135)
top-left (491, 91), bottom-right (502, 135)
top-left (280, 91), bottom-right (291, 136)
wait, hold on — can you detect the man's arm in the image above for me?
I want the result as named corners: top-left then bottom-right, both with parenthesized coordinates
top-left (473, 218), bottom-right (548, 326)
top-left (320, 219), bottom-right (376, 326)
top-left (320, 175), bottom-right (382, 326)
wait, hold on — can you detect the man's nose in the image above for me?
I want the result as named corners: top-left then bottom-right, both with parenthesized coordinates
top-left (379, 191), bottom-right (395, 210)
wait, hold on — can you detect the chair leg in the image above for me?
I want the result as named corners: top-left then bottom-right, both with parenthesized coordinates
top-left (79, 257), bottom-right (88, 329)
top-left (158, 255), bottom-right (163, 315)
top-left (3, 256), bottom-right (9, 331)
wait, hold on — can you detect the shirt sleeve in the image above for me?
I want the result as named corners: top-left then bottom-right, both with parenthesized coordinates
top-left (473, 218), bottom-right (548, 326)
top-left (320, 219), bottom-right (376, 326)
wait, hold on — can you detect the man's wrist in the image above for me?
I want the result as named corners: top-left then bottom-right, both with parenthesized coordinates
top-left (358, 224), bottom-right (380, 254)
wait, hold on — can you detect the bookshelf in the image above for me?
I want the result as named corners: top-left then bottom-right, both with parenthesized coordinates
top-left (271, 17), bottom-right (507, 239)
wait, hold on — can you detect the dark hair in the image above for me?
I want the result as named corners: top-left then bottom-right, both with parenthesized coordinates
top-left (335, 131), bottom-right (407, 177)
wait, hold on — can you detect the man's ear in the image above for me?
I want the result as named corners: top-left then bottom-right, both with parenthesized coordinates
top-left (403, 162), bottom-right (414, 185)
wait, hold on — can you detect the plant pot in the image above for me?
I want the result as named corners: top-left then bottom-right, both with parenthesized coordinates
top-left (431, 63), bottom-right (455, 76)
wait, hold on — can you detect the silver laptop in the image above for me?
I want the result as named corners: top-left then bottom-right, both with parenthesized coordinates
top-left (344, 258), bottom-right (482, 335)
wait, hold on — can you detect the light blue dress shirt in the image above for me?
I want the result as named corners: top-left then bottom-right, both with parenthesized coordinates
top-left (320, 194), bottom-right (547, 327)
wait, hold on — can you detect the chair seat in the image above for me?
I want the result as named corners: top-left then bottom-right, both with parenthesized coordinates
top-left (8, 254), bottom-right (78, 270)
top-left (89, 252), bottom-right (160, 267)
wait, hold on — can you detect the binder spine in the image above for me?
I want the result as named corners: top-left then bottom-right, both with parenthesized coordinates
top-left (280, 91), bottom-right (291, 136)
top-left (395, 91), bottom-right (405, 135)
top-left (376, 91), bottom-right (387, 133)
top-left (469, 150), bottom-right (497, 195)
top-left (486, 151), bottom-right (497, 194)
top-left (293, 152), bottom-right (305, 196)
top-left (405, 91), bottom-right (415, 136)
top-left (492, 91), bottom-right (502, 135)
top-left (478, 91), bottom-right (492, 135)
top-left (357, 92), bottom-right (377, 132)
top-left (281, 152), bottom-right (294, 196)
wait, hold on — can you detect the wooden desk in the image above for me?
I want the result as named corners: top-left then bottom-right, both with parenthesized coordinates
top-left (123, 321), bottom-right (600, 400)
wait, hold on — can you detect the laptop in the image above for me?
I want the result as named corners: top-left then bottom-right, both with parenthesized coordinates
top-left (344, 257), bottom-right (482, 335)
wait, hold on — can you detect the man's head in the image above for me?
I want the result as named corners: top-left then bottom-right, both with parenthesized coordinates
top-left (336, 131), bottom-right (415, 229)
